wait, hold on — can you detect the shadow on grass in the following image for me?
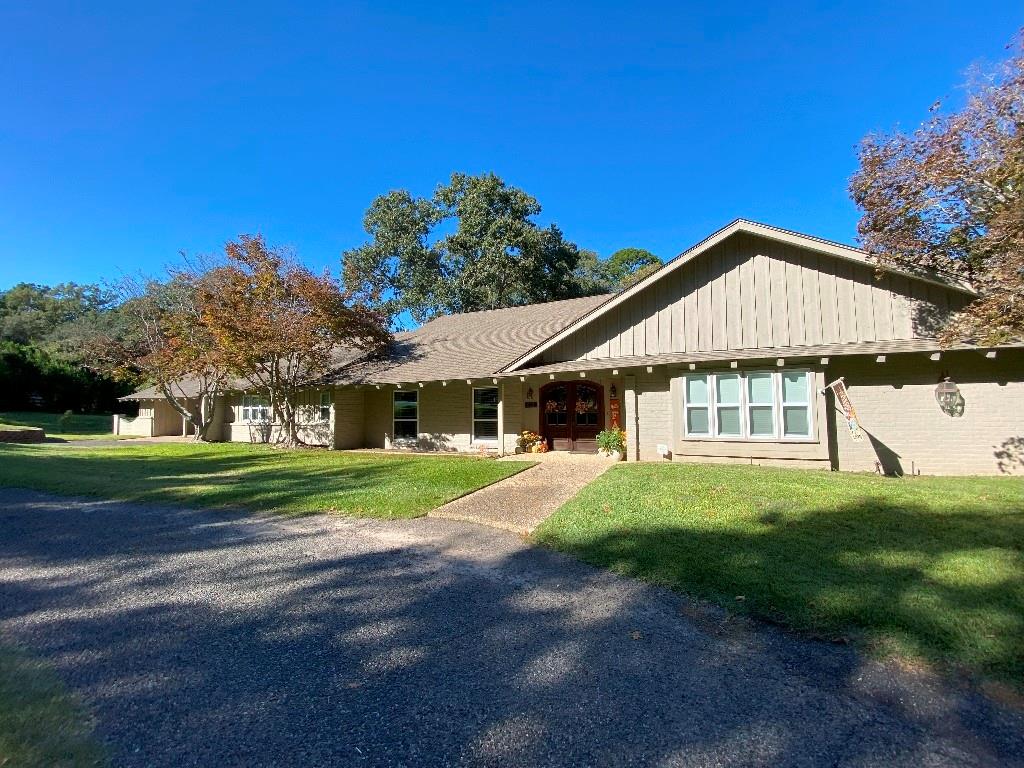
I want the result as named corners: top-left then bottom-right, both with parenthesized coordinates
top-left (1, 490), bottom-right (1022, 766)
top-left (536, 499), bottom-right (1024, 686)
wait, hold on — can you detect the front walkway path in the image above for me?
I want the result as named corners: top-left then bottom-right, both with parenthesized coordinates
top-left (428, 452), bottom-right (613, 534)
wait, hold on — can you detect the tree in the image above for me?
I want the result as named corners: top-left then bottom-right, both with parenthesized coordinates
top-left (602, 248), bottom-right (662, 288)
top-left (850, 39), bottom-right (1024, 345)
top-left (201, 235), bottom-right (391, 446)
top-left (0, 282), bottom-right (114, 348)
top-left (343, 172), bottom-right (606, 325)
top-left (89, 272), bottom-right (232, 440)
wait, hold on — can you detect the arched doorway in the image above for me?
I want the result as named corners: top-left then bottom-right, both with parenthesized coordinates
top-left (539, 381), bottom-right (605, 452)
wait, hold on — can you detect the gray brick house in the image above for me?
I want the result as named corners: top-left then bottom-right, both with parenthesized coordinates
top-left (119, 220), bottom-right (1024, 475)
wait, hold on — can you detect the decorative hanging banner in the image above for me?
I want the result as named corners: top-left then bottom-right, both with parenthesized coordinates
top-left (823, 377), bottom-right (863, 441)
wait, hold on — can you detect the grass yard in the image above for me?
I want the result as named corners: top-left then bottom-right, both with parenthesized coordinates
top-left (0, 442), bottom-right (533, 519)
top-left (0, 411), bottom-right (121, 441)
top-left (0, 642), bottom-right (106, 768)
top-left (534, 463), bottom-right (1024, 687)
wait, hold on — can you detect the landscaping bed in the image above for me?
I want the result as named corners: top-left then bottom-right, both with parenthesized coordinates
top-left (0, 442), bottom-right (534, 519)
top-left (0, 425), bottom-right (45, 443)
top-left (534, 462), bottom-right (1024, 688)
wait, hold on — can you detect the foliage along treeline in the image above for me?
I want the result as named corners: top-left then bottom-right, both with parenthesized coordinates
top-left (0, 282), bottom-right (136, 412)
top-left (851, 35), bottom-right (1023, 345)
top-left (342, 172), bottom-right (661, 326)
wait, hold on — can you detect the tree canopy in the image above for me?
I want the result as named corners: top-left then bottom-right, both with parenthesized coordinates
top-left (850, 39), bottom-right (1023, 345)
top-left (343, 172), bottom-right (660, 326)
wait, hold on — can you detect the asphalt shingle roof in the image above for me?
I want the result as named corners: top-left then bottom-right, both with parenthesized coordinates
top-left (334, 293), bottom-right (612, 384)
top-left (123, 293), bottom-right (613, 398)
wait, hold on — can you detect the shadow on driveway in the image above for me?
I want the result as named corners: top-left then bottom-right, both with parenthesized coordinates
top-left (0, 489), bottom-right (1021, 767)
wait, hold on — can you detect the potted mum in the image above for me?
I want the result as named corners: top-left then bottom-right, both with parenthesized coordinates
top-left (516, 430), bottom-right (547, 453)
top-left (596, 429), bottom-right (626, 460)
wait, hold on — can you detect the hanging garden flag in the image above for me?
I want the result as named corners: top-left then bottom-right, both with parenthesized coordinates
top-left (825, 378), bottom-right (864, 441)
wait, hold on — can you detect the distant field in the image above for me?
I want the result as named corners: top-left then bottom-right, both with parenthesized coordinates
top-left (0, 411), bottom-right (120, 441)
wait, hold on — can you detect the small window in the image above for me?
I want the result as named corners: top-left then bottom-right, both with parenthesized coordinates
top-left (319, 392), bottom-right (331, 422)
top-left (746, 373), bottom-right (776, 438)
top-left (241, 395), bottom-right (270, 423)
top-left (472, 387), bottom-right (499, 443)
top-left (684, 375), bottom-right (710, 436)
top-left (715, 374), bottom-right (742, 436)
top-left (393, 391), bottom-right (418, 443)
top-left (781, 372), bottom-right (811, 437)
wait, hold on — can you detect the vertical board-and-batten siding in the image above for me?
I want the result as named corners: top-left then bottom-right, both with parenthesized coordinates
top-left (541, 233), bottom-right (969, 363)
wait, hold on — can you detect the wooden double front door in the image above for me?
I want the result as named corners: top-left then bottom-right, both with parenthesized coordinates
top-left (539, 381), bottom-right (604, 452)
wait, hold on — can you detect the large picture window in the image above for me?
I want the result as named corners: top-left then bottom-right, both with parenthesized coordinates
top-left (393, 390), bottom-right (418, 443)
top-left (472, 387), bottom-right (499, 443)
top-left (241, 395), bottom-right (270, 423)
top-left (682, 370), bottom-right (813, 441)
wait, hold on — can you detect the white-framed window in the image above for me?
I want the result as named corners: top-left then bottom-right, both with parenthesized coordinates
top-left (781, 371), bottom-right (812, 438)
top-left (392, 390), bottom-right (418, 443)
top-left (682, 370), bottom-right (813, 441)
top-left (241, 395), bottom-right (270, 423)
top-left (319, 392), bottom-right (331, 422)
top-left (472, 387), bottom-right (499, 444)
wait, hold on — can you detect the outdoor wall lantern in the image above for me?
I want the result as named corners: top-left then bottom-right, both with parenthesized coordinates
top-left (610, 384), bottom-right (618, 399)
top-left (526, 387), bottom-right (534, 401)
top-left (935, 376), bottom-right (965, 417)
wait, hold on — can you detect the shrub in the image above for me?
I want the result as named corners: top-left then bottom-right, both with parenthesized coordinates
top-left (596, 428), bottom-right (626, 454)
top-left (58, 409), bottom-right (74, 432)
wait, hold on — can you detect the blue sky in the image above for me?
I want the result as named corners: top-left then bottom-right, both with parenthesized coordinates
top-left (0, 1), bottom-right (1018, 289)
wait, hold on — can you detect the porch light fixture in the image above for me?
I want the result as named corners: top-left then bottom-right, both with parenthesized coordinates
top-left (526, 387), bottom-right (534, 400)
top-left (935, 376), bottom-right (964, 417)
top-left (609, 384), bottom-right (618, 399)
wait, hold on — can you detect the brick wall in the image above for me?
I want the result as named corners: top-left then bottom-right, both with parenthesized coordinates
top-left (828, 350), bottom-right (1024, 476)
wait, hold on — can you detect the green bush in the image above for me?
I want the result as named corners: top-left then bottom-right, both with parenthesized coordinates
top-left (596, 428), bottom-right (626, 453)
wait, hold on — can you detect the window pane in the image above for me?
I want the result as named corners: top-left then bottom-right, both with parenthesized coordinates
top-left (685, 375), bottom-right (708, 405)
top-left (474, 420), bottom-right (498, 440)
top-left (393, 420), bottom-right (417, 440)
top-left (747, 373), bottom-right (774, 404)
top-left (716, 374), bottom-right (740, 404)
top-left (782, 372), bottom-right (808, 403)
top-left (687, 407), bottom-right (709, 434)
top-left (783, 405), bottom-right (810, 436)
top-left (717, 406), bottom-right (741, 435)
top-left (749, 405), bottom-right (775, 436)
top-left (473, 388), bottom-right (499, 419)
top-left (393, 392), bottom-right (418, 420)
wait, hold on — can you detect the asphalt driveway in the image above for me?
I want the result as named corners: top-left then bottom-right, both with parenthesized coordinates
top-left (1, 489), bottom-right (1021, 767)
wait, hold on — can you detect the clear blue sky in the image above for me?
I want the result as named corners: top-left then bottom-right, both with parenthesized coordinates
top-left (0, 1), bottom-right (1018, 289)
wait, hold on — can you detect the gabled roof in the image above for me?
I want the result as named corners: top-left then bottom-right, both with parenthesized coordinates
top-left (501, 219), bottom-right (976, 373)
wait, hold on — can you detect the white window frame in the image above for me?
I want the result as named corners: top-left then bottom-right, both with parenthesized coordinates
top-left (681, 370), bottom-right (814, 442)
top-left (318, 392), bottom-right (332, 423)
top-left (471, 387), bottom-right (499, 446)
top-left (241, 395), bottom-right (270, 423)
top-left (780, 370), bottom-right (813, 439)
top-left (392, 390), bottom-right (419, 445)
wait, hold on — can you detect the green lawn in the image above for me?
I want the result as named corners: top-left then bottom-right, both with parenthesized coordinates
top-left (0, 442), bottom-right (533, 519)
top-left (0, 412), bottom-right (121, 441)
top-left (535, 463), bottom-right (1024, 687)
top-left (0, 642), bottom-right (106, 768)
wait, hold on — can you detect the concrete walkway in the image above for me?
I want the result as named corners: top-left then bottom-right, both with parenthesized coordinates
top-left (429, 452), bottom-right (614, 534)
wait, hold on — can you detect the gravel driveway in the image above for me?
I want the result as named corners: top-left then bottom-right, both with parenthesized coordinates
top-left (1, 488), bottom-right (1021, 767)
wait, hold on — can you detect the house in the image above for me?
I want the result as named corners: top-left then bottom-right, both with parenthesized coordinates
top-left (118, 220), bottom-right (1024, 475)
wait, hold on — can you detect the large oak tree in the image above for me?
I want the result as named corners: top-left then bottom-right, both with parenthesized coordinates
top-left (343, 172), bottom-right (653, 326)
